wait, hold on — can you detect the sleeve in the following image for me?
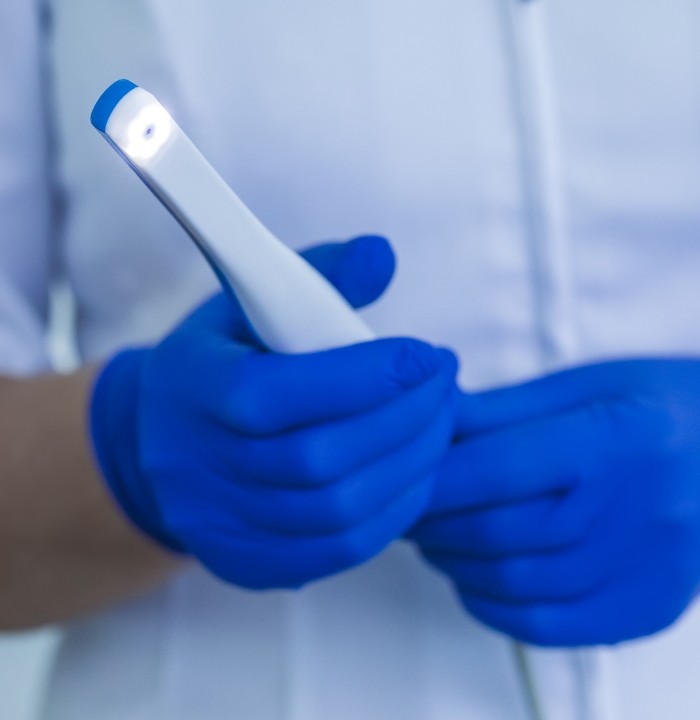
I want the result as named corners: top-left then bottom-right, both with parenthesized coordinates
top-left (0, 0), bottom-right (53, 376)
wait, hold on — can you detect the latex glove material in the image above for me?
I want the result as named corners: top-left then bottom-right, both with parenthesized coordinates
top-left (410, 359), bottom-right (700, 646)
top-left (91, 236), bottom-right (459, 589)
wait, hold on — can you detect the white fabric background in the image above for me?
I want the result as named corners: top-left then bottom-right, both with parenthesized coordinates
top-left (0, 632), bottom-right (58, 719)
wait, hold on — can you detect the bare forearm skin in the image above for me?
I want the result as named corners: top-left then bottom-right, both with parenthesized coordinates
top-left (0, 366), bottom-right (181, 630)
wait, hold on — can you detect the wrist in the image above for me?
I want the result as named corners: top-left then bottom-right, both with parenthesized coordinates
top-left (89, 348), bottom-right (183, 552)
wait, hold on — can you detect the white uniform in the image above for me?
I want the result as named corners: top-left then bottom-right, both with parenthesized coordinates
top-left (1, 0), bottom-right (700, 718)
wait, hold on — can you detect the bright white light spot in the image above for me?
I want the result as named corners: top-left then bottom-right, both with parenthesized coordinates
top-left (122, 103), bottom-right (173, 162)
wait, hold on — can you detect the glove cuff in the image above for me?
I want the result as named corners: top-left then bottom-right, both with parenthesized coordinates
top-left (89, 349), bottom-right (184, 552)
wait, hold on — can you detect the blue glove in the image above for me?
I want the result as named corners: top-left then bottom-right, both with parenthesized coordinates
top-left (91, 235), bottom-right (458, 589)
top-left (409, 359), bottom-right (700, 646)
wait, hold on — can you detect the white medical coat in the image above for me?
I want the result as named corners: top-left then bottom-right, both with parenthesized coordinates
top-left (1, 0), bottom-right (700, 718)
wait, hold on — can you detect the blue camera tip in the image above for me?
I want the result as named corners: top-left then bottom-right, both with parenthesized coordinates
top-left (91, 79), bottom-right (138, 133)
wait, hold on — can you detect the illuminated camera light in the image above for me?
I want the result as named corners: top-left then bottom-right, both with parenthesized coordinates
top-left (122, 103), bottom-right (173, 161)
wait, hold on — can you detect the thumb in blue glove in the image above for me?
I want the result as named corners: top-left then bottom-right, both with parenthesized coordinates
top-left (91, 235), bottom-right (459, 589)
top-left (411, 359), bottom-right (700, 646)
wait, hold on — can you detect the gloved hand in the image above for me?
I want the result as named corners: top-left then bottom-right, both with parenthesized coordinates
top-left (91, 235), bottom-right (458, 589)
top-left (409, 359), bottom-right (700, 646)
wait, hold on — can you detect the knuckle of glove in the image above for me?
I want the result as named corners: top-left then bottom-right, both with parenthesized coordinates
top-left (288, 433), bottom-right (340, 485)
top-left (514, 606), bottom-right (560, 646)
top-left (222, 358), bottom-right (278, 436)
top-left (491, 558), bottom-right (537, 600)
top-left (327, 529), bottom-right (375, 573)
top-left (321, 484), bottom-right (368, 533)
